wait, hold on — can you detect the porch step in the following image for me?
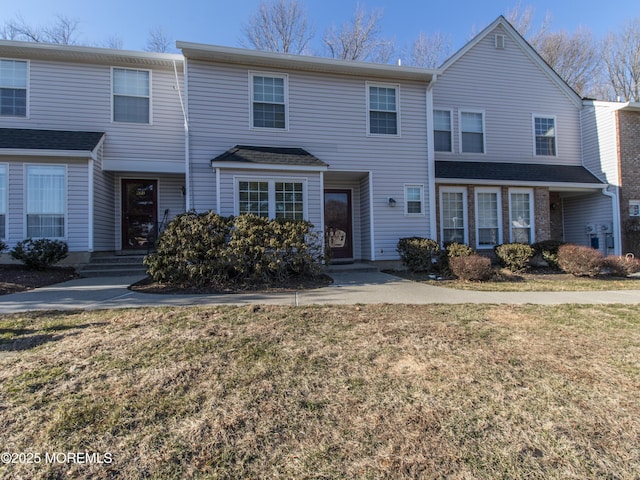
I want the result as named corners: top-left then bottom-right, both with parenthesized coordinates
top-left (324, 262), bottom-right (380, 273)
top-left (79, 254), bottom-right (148, 278)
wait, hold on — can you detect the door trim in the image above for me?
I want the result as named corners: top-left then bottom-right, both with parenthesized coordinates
top-left (324, 189), bottom-right (353, 260)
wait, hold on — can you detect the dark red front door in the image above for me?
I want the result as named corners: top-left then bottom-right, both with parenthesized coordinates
top-left (324, 190), bottom-right (353, 260)
top-left (122, 179), bottom-right (158, 250)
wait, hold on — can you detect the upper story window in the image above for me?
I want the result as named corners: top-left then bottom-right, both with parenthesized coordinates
top-left (0, 59), bottom-right (27, 117)
top-left (368, 83), bottom-right (399, 135)
top-left (112, 68), bottom-right (150, 124)
top-left (534, 116), bottom-right (556, 156)
top-left (460, 110), bottom-right (484, 153)
top-left (251, 73), bottom-right (287, 130)
top-left (434, 109), bottom-right (452, 152)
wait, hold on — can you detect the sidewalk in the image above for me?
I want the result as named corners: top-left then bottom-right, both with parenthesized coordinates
top-left (2, 271), bottom-right (640, 314)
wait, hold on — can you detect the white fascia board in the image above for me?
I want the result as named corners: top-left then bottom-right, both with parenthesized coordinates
top-left (210, 161), bottom-right (327, 172)
top-left (435, 177), bottom-right (607, 190)
top-left (0, 148), bottom-right (94, 159)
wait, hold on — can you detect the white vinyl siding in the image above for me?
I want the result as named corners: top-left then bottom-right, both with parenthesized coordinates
top-left (0, 59), bottom-right (27, 117)
top-left (237, 177), bottom-right (306, 220)
top-left (367, 83), bottom-right (399, 136)
top-left (26, 165), bottom-right (66, 239)
top-left (434, 109), bottom-right (452, 152)
top-left (112, 68), bottom-right (151, 124)
top-left (0, 164), bottom-right (6, 238)
top-left (475, 187), bottom-right (502, 248)
top-left (460, 110), bottom-right (484, 153)
top-left (405, 184), bottom-right (424, 215)
top-left (509, 188), bottom-right (534, 244)
top-left (440, 187), bottom-right (468, 244)
top-left (250, 72), bottom-right (287, 130)
top-left (534, 115), bottom-right (556, 156)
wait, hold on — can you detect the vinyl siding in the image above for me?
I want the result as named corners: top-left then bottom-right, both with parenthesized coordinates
top-left (434, 24), bottom-right (582, 166)
top-left (187, 60), bottom-right (432, 260)
top-left (581, 102), bottom-right (619, 185)
top-left (93, 146), bottom-right (116, 251)
top-left (563, 192), bottom-right (614, 253)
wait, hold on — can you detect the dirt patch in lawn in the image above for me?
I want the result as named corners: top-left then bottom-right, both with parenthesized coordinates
top-left (0, 265), bottom-right (78, 295)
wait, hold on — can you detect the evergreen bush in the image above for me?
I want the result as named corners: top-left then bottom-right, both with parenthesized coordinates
top-left (10, 238), bottom-right (68, 270)
top-left (494, 243), bottom-right (534, 272)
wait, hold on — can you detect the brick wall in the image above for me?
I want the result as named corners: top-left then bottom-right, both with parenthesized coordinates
top-left (534, 187), bottom-right (551, 242)
top-left (618, 110), bottom-right (640, 254)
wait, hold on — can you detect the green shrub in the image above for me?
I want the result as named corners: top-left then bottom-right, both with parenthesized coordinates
top-left (557, 244), bottom-right (603, 277)
top-left (449, 255), bottom-right (493, 281)
top-left (397, 237), bottom-right (442, 273)
top-left (532, 240), bottom-right (565, 269)
top-left (0, 240), bottom-right (6, 254)
top-left (495, 243), bottom-right (534, 272)
top-left (10, 238), bottom-right (68, 270)
top-left (144, 212), bottom-right (323, 288)
top-left (446, 242), bottom-right (475, 258)
top-left (602, 255), bottom-right (640, 277)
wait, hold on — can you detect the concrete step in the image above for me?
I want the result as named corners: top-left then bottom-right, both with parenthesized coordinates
top-left (324, 262), bottom-right (380, 273)
top-left (79, 254), bottom-right (148, 278)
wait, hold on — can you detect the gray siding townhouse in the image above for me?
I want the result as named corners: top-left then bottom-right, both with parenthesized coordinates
top-left (0, 41), bottom-right (186, 261)
top-left (177, 42), bottom-right (439, 262)
top-left (432, 17), bottom-right (618, 255)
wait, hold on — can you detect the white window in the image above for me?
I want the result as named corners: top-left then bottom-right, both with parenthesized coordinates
top-left (0, 164), bottom-right (6, 239)
top-left (405, 185), bottom-right (424, 215)
top-left (434, 109), bottom-right (452, 152)
top-left (440, 187), bottom-right (467, 244)
top-left (475, 188), bottom-right (502, 248)
top-left (237, 178), bottom-right (305, 220)
top-left (534, 116), bottom-right (556, 156)
top-left (113, 68), bottom-right (150, 123)
top-left (460, 110), bottom-right (484, 153)
top-left (509, 188), bottom-right (534, 244)
top-left (368, 83), bottom-right (399, 135)
top-left (0, 59), bottom-right (27, 117)
top-left (26, 165), bottom-right (66, 239)
top-left (250, 73), bottom-right (287, 130)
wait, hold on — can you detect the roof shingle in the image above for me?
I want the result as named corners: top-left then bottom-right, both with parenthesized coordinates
top-left (211, 145), bottom-right (328, 167)
top-left (0, 128), bottom-right (105, 151)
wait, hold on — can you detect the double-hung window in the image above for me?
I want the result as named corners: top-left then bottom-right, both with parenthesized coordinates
top-left (238, 179), bottom-right (305, 220)
top-left (405, 185), bottom-right (424, 215)
top-left (26, 165), bottom-right (66, 238)
top-left (0, 164), bottom-right (6, 239)
top-left (475, 188), bottom-right (502, 248)
top-left (434, 109), bottom-right (452, 152)
top-left (440, 187), bottom-right (467, 244)
top-left (534, 116), bottom-right (556, 156)
top-left (0, 59), bottom-right (27, 117)
top-left (460, 111), bottom-right (484, 153)
top-left (368, 83), bottom-right (399, 135)
top-left (113, 68), bottom-right (150, 123)
top-left (251, 73), bottom-right (287, 129)
top-left (509, 188), bottom-right (534, 244)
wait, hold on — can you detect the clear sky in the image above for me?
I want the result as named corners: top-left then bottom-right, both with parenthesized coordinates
top-left (2, 0), bottom-right (639, 55)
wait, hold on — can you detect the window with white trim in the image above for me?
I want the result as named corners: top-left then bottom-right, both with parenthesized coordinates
top-left (368, 83), bottom-right (398, 135)
top-left (0, 59), bottom-right (27, 117)
top-left (113, 68), bottom-right (150, 123)
top-left (509, 188), bottom-right (534, 244)
top-left (460, 111), bottom-right (484, 153)
top-left (475, 188), bottom-right (502, 248)
top-left (405, 185), bottom-right (424, 215)
top-left (0, 164), bottom-right (6, 239)
top-left (434, 109), bottom-right (452, 152)
top-left (238, 179), bottom-right (305, 220)
top-left (440, 187), bottom-right (467, 244)
top-left (534, 116), bottom-right (556, 156)
top-left (26, 165), bottom-right (66, 238)
top-left (251, 73), bottom-right (287, 129)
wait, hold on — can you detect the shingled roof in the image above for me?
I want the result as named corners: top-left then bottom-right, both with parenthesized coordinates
top-left (0, 128), bottom-right (105, 151)
top-left (211, 145), bottom-right (328, 168)
top-left (436, 161), bottom-right (605, 185)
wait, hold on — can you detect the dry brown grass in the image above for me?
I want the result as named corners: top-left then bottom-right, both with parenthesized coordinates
top-left (1, 304), bottom-right (639, 479)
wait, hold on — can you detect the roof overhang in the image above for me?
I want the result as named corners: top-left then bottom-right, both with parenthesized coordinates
top-left (211, 145), bottom-right (328, 172)
top-left (178, 41), bottom-right (441, 82)
top-left (0, 128), bottom-right (105, 160)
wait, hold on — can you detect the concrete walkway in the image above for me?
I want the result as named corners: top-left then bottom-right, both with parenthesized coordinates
top-left (2, 271), bottom-right (640, 314)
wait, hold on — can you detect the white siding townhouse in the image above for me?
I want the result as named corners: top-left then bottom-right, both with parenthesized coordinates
top-left (0, 16), bottom-right (624, 266)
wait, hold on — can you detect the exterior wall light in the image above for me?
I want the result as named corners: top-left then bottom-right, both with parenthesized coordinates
top-left (388, 197), bottom-right (397, 207)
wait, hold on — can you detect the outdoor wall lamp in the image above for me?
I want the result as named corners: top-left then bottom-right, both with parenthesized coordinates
top-left (388, 197), bottom-right (397, 207)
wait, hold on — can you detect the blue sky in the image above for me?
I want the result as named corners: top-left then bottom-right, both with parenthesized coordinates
top-left (2, 0), bottom-right (639, 54)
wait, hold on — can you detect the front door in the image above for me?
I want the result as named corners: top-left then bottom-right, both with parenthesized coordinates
top-left (324, 189), bottom-right (353, 260)
top-left (122, 179), bottom-right (158, 250)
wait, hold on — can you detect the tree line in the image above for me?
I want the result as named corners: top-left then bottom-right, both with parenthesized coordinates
top-left (2, 2), bottom-right (638, 102)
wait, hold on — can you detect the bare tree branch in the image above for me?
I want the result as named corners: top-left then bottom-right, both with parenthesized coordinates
top-left (602, 18), bottom-right (640, 102)
top-left (241, 0), bottom-right (314, 54)
top-left (408, 31), bottom-right (452, 68)
top-left (1, 14), bottom-right (80, 44)
top-left (145, 26), bottom-right (174, 53)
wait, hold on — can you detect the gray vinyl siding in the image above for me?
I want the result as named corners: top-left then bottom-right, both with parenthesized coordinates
top-left (581, 103), bottom-right (619, 185)
top-left (563, 192), bottom-right (614, 253)
top-left (187, 60), bottom-right (431, 261)
top-left (93, 147), bottom-right (116, 251)
top-left (0, 58), bottom-right (185, 174)
top-left (434, 24), bottom-right (583, 166)
top-left (359, 176), bottom-right (372, 260)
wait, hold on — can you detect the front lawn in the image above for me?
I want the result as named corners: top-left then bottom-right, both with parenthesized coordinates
top-left (1, 304), bottom-right (638, 479)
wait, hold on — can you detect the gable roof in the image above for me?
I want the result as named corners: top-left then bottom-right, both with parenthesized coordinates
top-left (211, 145), bottom-right (328, 171)
top-left (0, 128), bottom-right (105, 157)
top-left (436, 161), bottom-right (605, 187)
top-left (439, 16), bottom-right (582, 107)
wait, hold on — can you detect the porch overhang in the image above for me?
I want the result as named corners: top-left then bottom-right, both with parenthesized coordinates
top-left (0, 128), bottom-right (105, 160)
top-left (211, 145), bottom-right (328, 172)
top-left (435, 161), bottom-right (607, 191)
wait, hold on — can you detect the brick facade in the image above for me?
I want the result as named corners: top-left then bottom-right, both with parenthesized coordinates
top-left (617, 110), bottom-right (640, 255)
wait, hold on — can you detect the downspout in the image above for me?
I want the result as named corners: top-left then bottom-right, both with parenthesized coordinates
top-left (174, 59), bottom-right (190, 211)
top-left (426, 74), bottom-right (438, 239)
top-left (87, 158), bottom-right (94, 253)
top-left (602, 184), bottom-right (622, 256)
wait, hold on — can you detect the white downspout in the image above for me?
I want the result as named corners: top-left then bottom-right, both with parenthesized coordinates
top-left (602, 185), bottom-right (622, 256)
top-left (426, 74), bottom-right (438, 240)
top-left (174, 59), bottom-right (190, 211)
